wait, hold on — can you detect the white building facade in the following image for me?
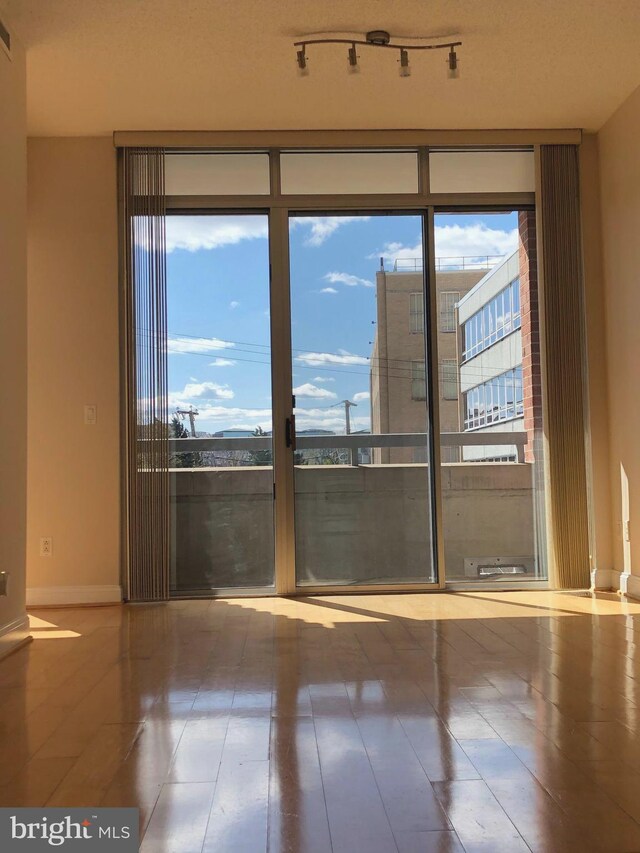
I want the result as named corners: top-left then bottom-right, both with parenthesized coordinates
top-left (457, 251), bottom-right (525, 462)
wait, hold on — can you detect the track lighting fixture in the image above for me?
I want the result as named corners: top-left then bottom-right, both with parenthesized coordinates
top-left (294, 30), bottom-right (462, 79)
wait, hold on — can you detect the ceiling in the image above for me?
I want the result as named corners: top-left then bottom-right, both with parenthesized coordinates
top-left (2, 0), bottom-right (640, 137)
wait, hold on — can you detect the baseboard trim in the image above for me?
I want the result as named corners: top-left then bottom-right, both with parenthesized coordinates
top-left (591, 569), bottom-right (640, 601)
top-left (26, 585), bottom-right (123, 607)
top-left (619, 572), bottom-right (640, 600)
top-left (591, 567), bottom-right (614, 590)
top-left (0, 614), bottom-right (31, 660)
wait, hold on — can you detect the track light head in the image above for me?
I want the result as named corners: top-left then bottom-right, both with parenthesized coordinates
top-left (399, 49), bottom-right (410, 77)
top-left (297, 47), bottom-right (309, 76)
top-left (348, 43), bottom-right (360, 73)
top-left (448, 47), bottom-right (459, 79)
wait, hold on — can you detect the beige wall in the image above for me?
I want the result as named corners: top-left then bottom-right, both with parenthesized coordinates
top-left (0, 38), bottom-right (29, 652)
top-left (597, 84), bottom-right (640, 595)
top-left (27, 137), bottom-right (121, 603)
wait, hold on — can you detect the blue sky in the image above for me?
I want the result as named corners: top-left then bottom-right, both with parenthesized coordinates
top-left (166, 211), bottom-right (518, 435)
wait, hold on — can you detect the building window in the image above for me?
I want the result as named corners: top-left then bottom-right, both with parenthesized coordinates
top-left (440, 445), bottom-right (460, 464)
top-left (409, 291), bottom-right (424, 333)
top-left (464, 367), bottom-right (523, 430)
top-left (439, 291), bottom-right (459, 332)
top-left (411, 361), bottom-right (426, 401)
top-left (440, 359), bottom-right (458, 400)
top-left (462, 278), bottom-right (521, 360)
top-left (413, 446), bottom-right (428, 463)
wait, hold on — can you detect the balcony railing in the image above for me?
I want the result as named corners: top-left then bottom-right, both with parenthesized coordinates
top-left (169, 431), bottom-right (527, 466)
top-left (393, 255), bottom-right (505, 273)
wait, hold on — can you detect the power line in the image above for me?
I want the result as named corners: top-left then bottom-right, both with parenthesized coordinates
top-left (137, 329), bottom-right (525, 381)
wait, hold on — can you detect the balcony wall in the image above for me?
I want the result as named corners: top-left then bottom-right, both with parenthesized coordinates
top-left (170, 463), bottom-right (535, 589)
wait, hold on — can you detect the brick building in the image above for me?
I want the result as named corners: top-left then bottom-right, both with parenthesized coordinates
top-left (370, 263), bottom-right (486, 464)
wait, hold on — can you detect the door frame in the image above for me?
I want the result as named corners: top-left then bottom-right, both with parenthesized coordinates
top-left (280, 208), bottom-right (443, 595)
top-left (162, 146), bottom-right (545, 595)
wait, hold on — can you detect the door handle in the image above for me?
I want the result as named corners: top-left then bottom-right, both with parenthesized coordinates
top-left (285, 416), bottom-right (296, 451)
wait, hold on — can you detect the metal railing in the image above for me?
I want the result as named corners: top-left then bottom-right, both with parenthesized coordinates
top-left (393, 255), bottom-right (505, 273)
top-left (170, 431), bottom-right (527, 466)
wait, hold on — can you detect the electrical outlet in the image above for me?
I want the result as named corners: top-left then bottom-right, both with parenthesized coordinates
top-left (624, 521), bottom-right (631, 542)
top-left (40, 537), bottom-right (53, 557)
top-left (84, 404), bottom-right (97, 425)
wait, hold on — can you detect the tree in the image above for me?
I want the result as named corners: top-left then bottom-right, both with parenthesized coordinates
top-left (169, 414), bottom-right (204, 468)
top-left (247, 425), bottom-right (273, 466)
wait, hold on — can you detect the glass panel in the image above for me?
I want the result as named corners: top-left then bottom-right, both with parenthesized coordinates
top-left (165, 153), bottom-right (270, 195)
top-left (167, 214), bottom-right (274, 592)
top-left (435, 210), bottom-right (546, 583)
top-left (280, 152), bottom-right (419, 195)
top-left (504, 284), bottom-right (512, 333)
top-left (429, 150), bottom-right (535, 193)
top-left (288, 213), bottom-right (436, 586)
top-left (513, 279), bottom-right (521, 327)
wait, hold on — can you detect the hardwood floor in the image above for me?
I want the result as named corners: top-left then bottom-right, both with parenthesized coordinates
top-left (2, 591), bottom-right (640, 851)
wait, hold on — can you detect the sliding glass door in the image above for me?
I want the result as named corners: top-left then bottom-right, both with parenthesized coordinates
top-left (287, 214), bottom-right (438, 587)
top-left (162, 206), bottom-right (546, 594)
top-left (433, 210), bottom-right (547, 584)
top-left (167, 213), bottom-right (275, 593)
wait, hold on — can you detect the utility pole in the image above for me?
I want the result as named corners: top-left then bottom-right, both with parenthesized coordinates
top-left (332, 399), bottom-right (357, 435)
top-left (176, 407), bottom-right (199, 437)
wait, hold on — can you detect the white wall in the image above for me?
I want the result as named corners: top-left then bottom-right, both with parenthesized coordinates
top-left (0, 36), bottom-right (29, 652)
top-left (597, 84), bottom-right (640, 596)
top-left (27, 138), bottom-right (121, 605)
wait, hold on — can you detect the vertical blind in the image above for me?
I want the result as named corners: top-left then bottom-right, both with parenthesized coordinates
top-left (121, 148), bottom-right (169, 601)
top-left (539, 145), bottom-right (591, 588)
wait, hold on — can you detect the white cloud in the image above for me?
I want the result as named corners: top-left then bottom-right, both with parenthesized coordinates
top-left (170, 381), bottom-right (234, 405)
top-left (165, 216), bottom-right (268, 253)
top-left (296, 349), bottom-right (369, 368)
top-left (293, 407), bottom-right (370, 432)
top-left (371, 223), bottom-right (518, 270)
top-left (319, 287), bottom-right (338, 294)
top-left (186, 405), bottom-right (274, 432)
top-left (313, 376), bottom-right (335, 383)
top-left (293, 383), bottom-right (337, 400)
top-left (168, 336), bottom-right (234, 355)
top-left (229, 301), bottom-right (240, 309)
top-left (209, 358), bottom-right (236, 367)
top-left (324, 271), bottom-right (374, 288)
top-left (353, 391), bottom-right (370, 402)
top-left (291, 216), bottom-right (370, 247)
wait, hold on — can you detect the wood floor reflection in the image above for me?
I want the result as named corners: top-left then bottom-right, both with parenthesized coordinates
top-left (3, 591), bottom-right (640, 851)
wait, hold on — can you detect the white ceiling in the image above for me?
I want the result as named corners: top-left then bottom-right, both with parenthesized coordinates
top-left (2, 0), bottom-right (640, 137)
